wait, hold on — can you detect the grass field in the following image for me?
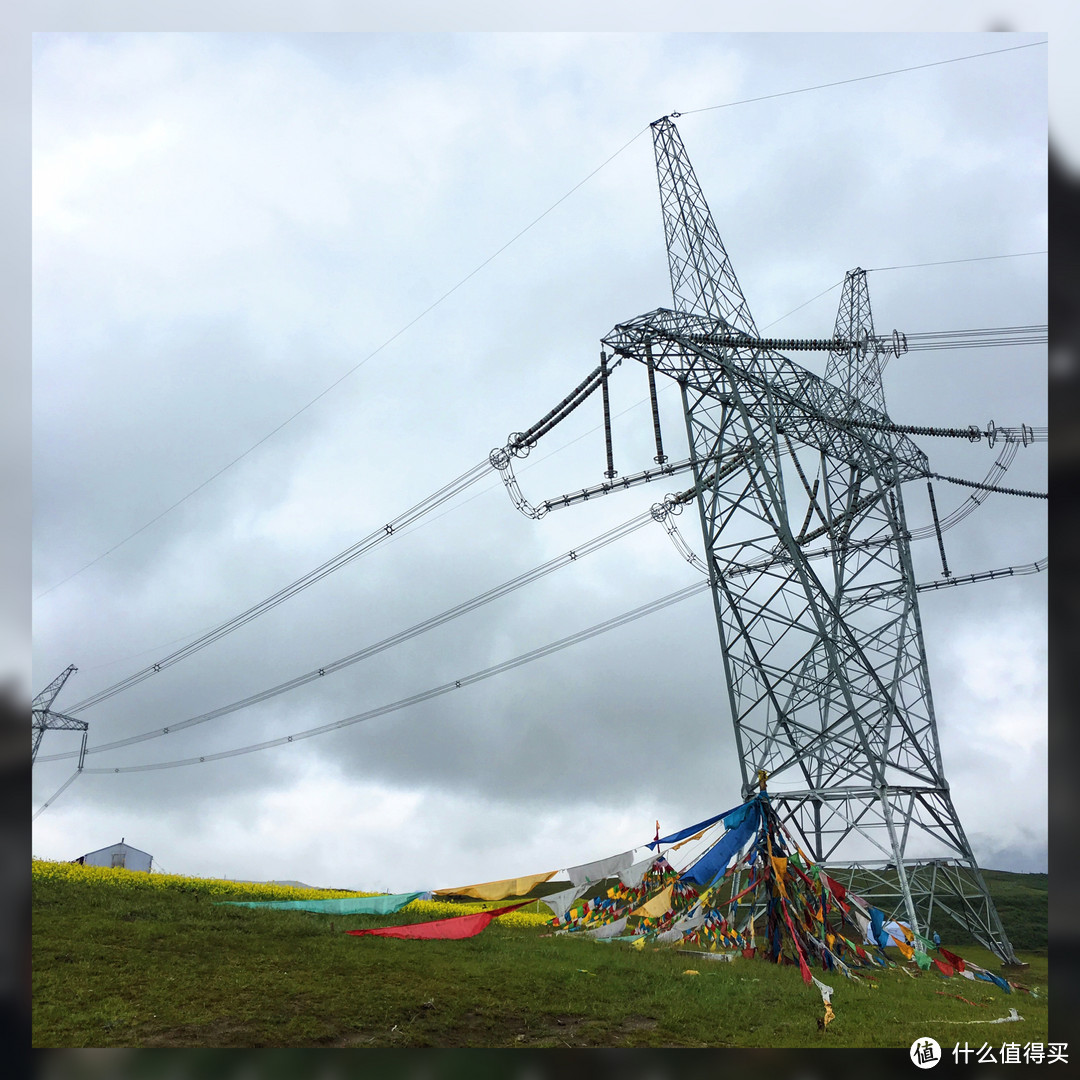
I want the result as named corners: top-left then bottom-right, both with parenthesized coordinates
top-left (32, 860), bottom-right (1049, 1049)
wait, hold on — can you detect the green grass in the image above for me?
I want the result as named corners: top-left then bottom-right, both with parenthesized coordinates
top-left (33, 869), bottom-right (1049, 1049)
top-left (964, 870), bottom-right (1049, 951)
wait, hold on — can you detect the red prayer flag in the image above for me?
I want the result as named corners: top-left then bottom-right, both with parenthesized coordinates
top-left (823, 873), bottom-right (847, 901)
top-left (345, 901), bottom-right (531, 940)
top-left (938, 946), bottom-right (966, 972)
top-left (933, 958), bottom-right (956, 977)
top-left (780, 900), bottom-right (812, 985)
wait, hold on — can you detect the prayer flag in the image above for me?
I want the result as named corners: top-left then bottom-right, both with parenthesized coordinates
top-left (433, 871), bottom-right (556, 901)
top-left (631, 883), bottom-right (674, 919)
top-left (939, 946), bottom-right (966, 972)
top-left (566, 850), bottom-right (635, 887)
top-left (216, 892), bottom-right (423, 915)
top-left (345, 900), bottom-right (531, 940)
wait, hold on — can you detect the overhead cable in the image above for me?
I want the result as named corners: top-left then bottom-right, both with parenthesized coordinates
top-left (32, 771), bottom-right (82, 821)
top-left (679, 40), bottom-right (1046, 117)
top-left (80, 580), bottom-right (711, 775)
top-left (63, 361), bottom-right (652, 714)
top-left (35, 126), bottom-right (651, 601)
top-left (66, 458), bottom-right (493, 714)
top-left (40, 510), bottom-right (656, 761)
top-left (867, 250), bottom-right (1046, 272)
top-left (899, 325), bottom-right (1046, 351)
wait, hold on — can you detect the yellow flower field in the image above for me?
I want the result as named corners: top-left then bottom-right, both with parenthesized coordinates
top-left (32, 858), bottom-right (377, 901)
top-left (31, 859), bottom-right (552, 926)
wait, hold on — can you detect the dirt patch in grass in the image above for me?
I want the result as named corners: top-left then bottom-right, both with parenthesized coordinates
top-left (139, 1020), bottom-right (264, 1048)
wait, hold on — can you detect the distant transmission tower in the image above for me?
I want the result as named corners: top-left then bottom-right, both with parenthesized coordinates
top-left (597, 116), bottom-right (1028, 964)
top-left (32, 664), bottom-right (87, 768)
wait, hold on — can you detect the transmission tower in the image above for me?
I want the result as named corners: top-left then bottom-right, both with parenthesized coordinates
top-left (32, 665), bottom-right (88, 768)
top-left (597, 116), bottom-right (1025, 964)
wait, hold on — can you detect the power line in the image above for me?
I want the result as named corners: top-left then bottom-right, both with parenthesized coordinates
top-left (679, 40), bottom-right (1046, 117)
top-left (32, 771), bottom-right (82, 821)
top-left (34, 125), bottom-right (651, 602)
top-left (762, 259), bottom-right (1044, 332)
top-left (40, 510), bottom-right (656, 761)
top-left (901, 325), bottom-right (1046, 351)
top-left (867, 251), bottom-right (1046, 272)
top-left (916, 558), bottom-right (1047, 592)
top-left (77, 580), bottom-right (711, 777)
top-left (761, 281), bottom-right (844, 332)
top-left (65, 458), bottom-right (492, 714)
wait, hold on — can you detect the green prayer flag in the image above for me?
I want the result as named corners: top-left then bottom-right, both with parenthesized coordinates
top-left (215, 892), bottom-right (422, 915)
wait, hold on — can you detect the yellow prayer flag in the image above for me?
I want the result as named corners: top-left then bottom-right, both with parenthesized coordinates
top-left (433, 870), bottom-right (556, 901)
top-left (630, 883), bottom-right (674, 919)
top-left (671, 828), bottom-right (709, 851)
top-left (770, 856), bottom-right (789, 898)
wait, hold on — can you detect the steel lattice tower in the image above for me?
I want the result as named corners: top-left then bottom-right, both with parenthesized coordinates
top-left (600, 116), bottom-right (1020, 963)
top-left (32, 664), bottom-right (88, 767)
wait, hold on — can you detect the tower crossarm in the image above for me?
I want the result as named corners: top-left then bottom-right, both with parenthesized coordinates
top-left (31, 710), bottom-right (88, 734)
top-left (602, 308), bottom-right (930, 481)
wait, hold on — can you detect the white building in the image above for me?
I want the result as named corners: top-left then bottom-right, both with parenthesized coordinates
top-left (74, 838), bottom-right (152, 872)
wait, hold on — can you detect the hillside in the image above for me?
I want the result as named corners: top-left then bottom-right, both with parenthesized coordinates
top-left (32, 860), bottom-right (1048, 1049)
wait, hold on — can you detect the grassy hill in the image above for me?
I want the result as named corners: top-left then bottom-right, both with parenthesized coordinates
top-left (32, 861), bottom-right (1048, 1049)
top-left (975, 870), bottom-right (1049, 951)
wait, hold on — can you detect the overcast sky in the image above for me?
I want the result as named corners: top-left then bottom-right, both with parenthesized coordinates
top-left (29, 29), bottom-right (1048, 891)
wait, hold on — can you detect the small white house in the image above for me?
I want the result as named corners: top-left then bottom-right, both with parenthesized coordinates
top-left (74, 838), bottom-right (152, 873)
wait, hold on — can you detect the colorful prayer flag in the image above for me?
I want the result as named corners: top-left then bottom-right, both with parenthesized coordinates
top-left (345, 900), bottom-right (531, 940)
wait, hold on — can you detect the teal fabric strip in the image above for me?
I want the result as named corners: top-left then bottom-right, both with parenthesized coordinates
top-left (216, 892), bottom-right (422, 914)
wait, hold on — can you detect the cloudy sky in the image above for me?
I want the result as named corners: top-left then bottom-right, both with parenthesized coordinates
top-left (29, 29), bottom-right (1048, 891)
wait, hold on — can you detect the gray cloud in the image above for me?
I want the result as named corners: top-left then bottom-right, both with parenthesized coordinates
top-left (32, 31), bottom-right (1047, 889)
